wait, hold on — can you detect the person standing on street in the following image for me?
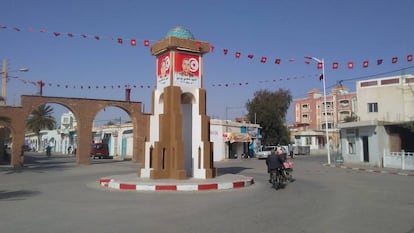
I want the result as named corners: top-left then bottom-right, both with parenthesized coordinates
top-left (288, 144), bottom-right (294, 159)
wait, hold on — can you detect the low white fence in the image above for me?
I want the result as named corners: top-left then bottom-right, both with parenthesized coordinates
top-left (383, 150), bottom-right (414, 171)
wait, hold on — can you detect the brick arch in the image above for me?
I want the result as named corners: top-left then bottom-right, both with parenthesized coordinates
top-left (0, 95), bottom-right (149, 167)
top-left (0, 120), bottom-right (14, 165)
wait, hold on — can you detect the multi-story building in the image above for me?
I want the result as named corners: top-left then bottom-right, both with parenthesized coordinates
top-left (292, 84), bottom-right (356, 152)
top-left (339, 74), bottom-right (414, 169)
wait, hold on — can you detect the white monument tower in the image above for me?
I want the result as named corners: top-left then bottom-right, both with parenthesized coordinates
top-left (138, 27), bottom-right (216, 180)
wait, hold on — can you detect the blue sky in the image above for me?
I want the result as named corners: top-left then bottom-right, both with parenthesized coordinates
top-left (2, 0), bottom-right (414, 124)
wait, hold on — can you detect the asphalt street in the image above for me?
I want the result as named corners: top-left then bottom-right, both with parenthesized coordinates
top-left (0, 153), bottom-right (413, 233)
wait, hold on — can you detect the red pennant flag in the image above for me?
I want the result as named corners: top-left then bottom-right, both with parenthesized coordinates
top-left (94, 36), bottom-right (100, 40)
top-left (144, 39), bottom-right (150, 46)
top-left (117, 38), bottom-right (123, 44)
top-left (235, 52), bottom-right (241, 59)
top-left (347, 62), bottom-right (354, 69)
top-left (81, 34), bottom-right (87, 38)
top-left (319, 74), bottom-right (324, 81)
top-left (275, 59), bottom-right (281, 64)
top-left (247, 54), bottom-right (254, 59)
top-left (13, 27), bottom-right (21, 31)
top-left (377, 59), bottom-right (383, 65)
top-left (67, 33), bottom-right (74, 38)
top-left (27, 27), bottom-right (32, 31)
top-left (363, 61), bottom-right (369, 68)
top-left (40, 28), bottom-right (46, 33)
top-left (210, 45), bottom-right (215, 52)
top-left (288, 58), bottom-right (296, 62)
top-left (332, 62), bottom-right (339, 69)
top-left (261, 57), bottom-right (267, 63)
top-left (223, 49), bottom-right (228, 55)
top-left (0, 25), bottom-right (7, 29)
top-left (408, 54), bottom-right (413, 62)
top-left (392, 57), bottom-right (398, 63)
top-left (305, 61), bottom-right (310, 64)
top-left (317, 62), bottom-right (323, 69)
top-left (130, 39), bottom-right (137, 46)
top-left (53, 32), bottom-right (61, 37)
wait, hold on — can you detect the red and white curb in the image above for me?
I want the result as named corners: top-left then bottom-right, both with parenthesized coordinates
top-left (324, 164), bottom-right (414, 176)
top-left (99, 177), bottom-right (254, 191)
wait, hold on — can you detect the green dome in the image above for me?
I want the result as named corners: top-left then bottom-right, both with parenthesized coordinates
top-left (165, 26), bottom-right (195, 40)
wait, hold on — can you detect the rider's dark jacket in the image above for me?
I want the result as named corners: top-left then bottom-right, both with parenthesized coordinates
top-left (266, 152), bottom-right (284, 172)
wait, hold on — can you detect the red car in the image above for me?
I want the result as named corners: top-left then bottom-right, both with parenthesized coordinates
top-left (90, 143), bottom-right (111, 159)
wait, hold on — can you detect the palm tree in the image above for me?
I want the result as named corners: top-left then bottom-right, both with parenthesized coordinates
top-left (26, 104), bottom-right (56, 150)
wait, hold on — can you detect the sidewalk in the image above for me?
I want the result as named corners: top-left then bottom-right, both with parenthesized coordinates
top-left (323, 162), bottom-right (414, 176)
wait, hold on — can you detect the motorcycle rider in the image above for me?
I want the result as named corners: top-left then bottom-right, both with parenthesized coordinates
top-left (266, 148), bottom-right (284, 183)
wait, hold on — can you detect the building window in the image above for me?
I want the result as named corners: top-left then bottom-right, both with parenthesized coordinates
top-left (302, 114), bottom-right (308, 119)
top-left (323, 102), bottom-right (332, 109)
top-left (368, 102), bottom-right (378, 113)
top-left (339, 99), bottom-right (349, 107)
top-left (348, 137), bottom-right (356, 154)
top-left (302, 104), bottom-right (309, 109)
top-left (321, 122), bottom-right (333, 129)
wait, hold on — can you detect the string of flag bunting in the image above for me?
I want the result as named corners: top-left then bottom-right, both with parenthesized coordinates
top-left (7, 73), bottom-right (319, 90)
top-left (1, 24), bottom-right (413, 71)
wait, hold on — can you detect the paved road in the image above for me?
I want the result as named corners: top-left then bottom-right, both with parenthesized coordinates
top-left (1, 153), bottom-right (413, 233)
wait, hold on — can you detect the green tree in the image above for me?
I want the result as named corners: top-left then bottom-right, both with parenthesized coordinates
top-left (246, 89), bottom-right (292, 145)
top-left (26, 104), bottom-right (56, 149)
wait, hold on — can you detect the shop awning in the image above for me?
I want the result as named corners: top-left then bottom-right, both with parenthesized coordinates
top-left (224, 132), bottom-right (252, 143)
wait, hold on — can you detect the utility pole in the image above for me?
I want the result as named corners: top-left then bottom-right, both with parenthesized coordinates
top-left (1, 59), bottom-right (7, 106)
top-left (1, 59), bottom-right (29, 105)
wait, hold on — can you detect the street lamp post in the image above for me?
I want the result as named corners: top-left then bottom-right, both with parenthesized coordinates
top-left (1, 59), bottom-right (29, 106)
top-left (305, 56), bottom-right (331, 164)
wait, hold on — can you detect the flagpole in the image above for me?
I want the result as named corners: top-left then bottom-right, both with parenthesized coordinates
top-left (305, 56), bottom-right (331, 165)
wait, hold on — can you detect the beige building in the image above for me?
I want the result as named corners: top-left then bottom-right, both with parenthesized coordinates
top-left (339, 74), bottom-right (414, 169)
top-left (356, 75), bottom-right (414, 122)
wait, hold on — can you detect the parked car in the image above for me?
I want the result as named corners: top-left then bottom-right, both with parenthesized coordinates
top-left (90, 143), bottom-right (111, 159)
top-left (256, 146), bottom-right (277, 159)
top-left (256, 145), bottom-right (288, 159)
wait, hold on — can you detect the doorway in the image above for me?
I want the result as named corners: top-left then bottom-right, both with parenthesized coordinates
top-left (362, 136), bottom-right (369, 162)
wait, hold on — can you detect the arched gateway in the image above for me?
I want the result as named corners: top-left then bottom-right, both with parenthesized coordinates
top-left (0, 95), bottom-right (147, 167)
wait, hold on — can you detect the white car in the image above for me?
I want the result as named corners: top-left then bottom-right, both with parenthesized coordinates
top-left (255, 146), bottom-right (277, 159)
top-left (256, 145), bottom-right (288, 159)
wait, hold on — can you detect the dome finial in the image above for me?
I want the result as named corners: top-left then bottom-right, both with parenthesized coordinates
top-left (165, 26), bottom-right (195, 40)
